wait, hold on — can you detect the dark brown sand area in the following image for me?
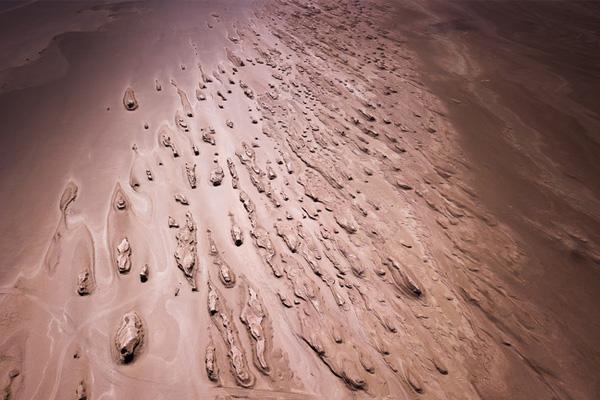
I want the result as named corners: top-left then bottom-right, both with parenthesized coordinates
top-left (391, 2), bottom-right (600, 397)
top-left (0, 1), bottom-right (598, 399)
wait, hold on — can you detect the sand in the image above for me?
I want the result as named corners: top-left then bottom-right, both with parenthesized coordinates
top-left (0, 0), bottom-right (598, 399)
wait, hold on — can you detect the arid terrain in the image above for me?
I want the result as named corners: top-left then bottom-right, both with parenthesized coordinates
top-left (0, 1), bottom-right (599, 399)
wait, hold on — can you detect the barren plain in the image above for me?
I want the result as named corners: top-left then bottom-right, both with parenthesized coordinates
top-left (0, 1), bottom-right (599, 399)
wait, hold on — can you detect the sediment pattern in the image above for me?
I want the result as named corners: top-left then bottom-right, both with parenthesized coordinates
top-left (0, 1), bottom-right (597, 399)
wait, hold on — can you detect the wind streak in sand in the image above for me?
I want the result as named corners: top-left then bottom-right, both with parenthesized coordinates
top-left (43, 181), bottom-right (97, 296)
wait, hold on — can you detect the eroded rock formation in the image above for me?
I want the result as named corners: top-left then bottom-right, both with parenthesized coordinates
top-left (207, 281), bottom-right (255, 388)
top-left (174, 212), bottom-right (198, 290)
top-left (114, 311), bottom-right (145, 364)
top-left (123, 87), bottom-right (138, 111)
top-left (3, 1), bottom-right (596, 399)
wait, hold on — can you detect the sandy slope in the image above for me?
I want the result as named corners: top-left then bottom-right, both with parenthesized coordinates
top-left (0, 0), bottom-right (598, 399)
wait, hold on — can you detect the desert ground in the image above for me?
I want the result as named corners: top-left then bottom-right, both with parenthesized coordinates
top-left (0, 0), bottom-right (599, 399)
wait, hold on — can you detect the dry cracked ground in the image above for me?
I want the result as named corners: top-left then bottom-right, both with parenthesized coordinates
top-left (0, 0), bottom-right (599, 399)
